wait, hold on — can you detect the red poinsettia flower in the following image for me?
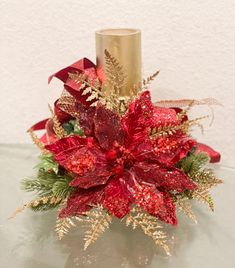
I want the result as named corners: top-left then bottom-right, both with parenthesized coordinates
top-left (45, 91), bottom-right (197, 225)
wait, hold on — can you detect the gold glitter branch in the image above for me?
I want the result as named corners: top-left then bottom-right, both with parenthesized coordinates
top-left (155, 98), bottom-right (222, 108)
top-left (175, 199), bottom-right (197, 223)
top-left (48, 105), bottom-right (67, 139)
top-left (9, 195), bottom-right (62, 219)
top-left (55, 206), bottom-right (112, 250)
top-left (150, 115), bottom-right (208, 138)
top-left (192, 177), bottom-right (223, 211)
top-left (126, 207), bottom-right (170, 255)
top-left (177, 100), bottom-right (195, 122)
top-left (83, 206), bottom-right (112, 250)
top-left (55, 217), bottom-right (77, 240)
top-left (172, 170), bottom-right (223, 212)
top-left (69, 72), bottom-right (118, 111)
top-left (142, 70), bottom-right (160, 88)
top-left (104, 49), bottom-right (126, 96)
top-left (27, 128), bottom-right (47, 153)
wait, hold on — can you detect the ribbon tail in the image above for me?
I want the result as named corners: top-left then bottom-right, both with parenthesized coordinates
top-left (196, 143), bottom-right (221, 163)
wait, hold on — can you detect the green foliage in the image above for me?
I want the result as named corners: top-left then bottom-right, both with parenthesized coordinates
top-left (174, 150), bottom-right (222, 208)
top-left (21, 169), bottom-right (74, 200)
top-left (177, 151), bottom-right (209, 176)
top-left (35, 153), bottom-right (59, 173)
top-left (63, 120), bottom-right (84, 136)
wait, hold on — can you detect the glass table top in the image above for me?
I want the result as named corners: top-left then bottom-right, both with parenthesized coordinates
top-left (0, 144), bottom-right (234, 268)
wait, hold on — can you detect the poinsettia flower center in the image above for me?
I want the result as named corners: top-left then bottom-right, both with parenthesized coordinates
top-left (105, 143), bottom-right (135, 176)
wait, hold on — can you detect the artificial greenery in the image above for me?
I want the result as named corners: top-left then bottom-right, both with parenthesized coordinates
top-left (35, 153), bottom-right (59, 173)
top-left (176, 150), bottom-right (209, 176)
top-left (174, 150), bottom-right (222, 208)
top-left (21, 169), bottom-right (74, 198)
top-left (22, 120), bottom-right (84, 212)
top-left (21, 157), bottom-right (75, 211)
top-left (63, 120), bottom-right (84, 136)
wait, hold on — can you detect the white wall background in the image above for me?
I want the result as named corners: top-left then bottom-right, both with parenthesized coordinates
top-left (0, 0), bottom-right (235, 167)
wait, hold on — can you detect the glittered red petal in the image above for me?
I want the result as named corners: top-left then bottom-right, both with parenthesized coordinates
top-left (153, 106), bottom-right (178, 127)
top-left (103, 175), bottom-right (133, 218)
top-left (133, 162), bottom-right (197, 192)
top-left (59, 186), bottom-right (104, 218)
top-left (122, 91), bottom-right (154, 147)
top-left (75, 101), bottom-right (96, 136)
top-left (45, 135), bottom-right (92, 158)
top-left (70, 168), bottom-right (112, 189)
top-left (152, 136), bottom-right (196, 165)
top-left (134, 184), bottom-right (177, 225)
top-left (94, 104), bottom-right (125, 150)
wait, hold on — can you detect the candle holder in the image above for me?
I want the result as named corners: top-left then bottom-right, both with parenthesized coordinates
top-left (96, 28), bottom-right (141, 97)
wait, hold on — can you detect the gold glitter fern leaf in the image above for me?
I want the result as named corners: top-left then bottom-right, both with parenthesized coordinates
top-left (104, 49), bottom-right (126, 96)
top-left (126, 207), bottom-right (170, 255)
top-left (83, 206), bottom-right (112, 250)
top-left (55, 217), bottom-right (77, 240)
top-left (192, 180), bottom-right (222, 211)
top-left (48, 105), bottom-right (67, 139)
top-left (175, 200), bottom-right (197, 223)
top-left (143, 70), bottom-right (160, 88)
top-left (27, 128), bottom-right (48, 153)
top-left (9, 195), bottom-right (62, 219)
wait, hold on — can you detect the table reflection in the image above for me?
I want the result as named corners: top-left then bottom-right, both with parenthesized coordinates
top-left (9, 208), bottom-right (203, 268)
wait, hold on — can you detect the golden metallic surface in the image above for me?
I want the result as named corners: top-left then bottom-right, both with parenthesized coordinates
top-left (95, 28), bottom-right (141, 96)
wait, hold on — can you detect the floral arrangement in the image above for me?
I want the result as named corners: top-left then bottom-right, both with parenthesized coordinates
top-left (13, 50), bottom-right (222, 255)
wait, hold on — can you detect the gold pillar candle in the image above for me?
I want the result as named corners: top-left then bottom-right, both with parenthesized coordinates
top-left (95, 28), bottom-right (141, 97)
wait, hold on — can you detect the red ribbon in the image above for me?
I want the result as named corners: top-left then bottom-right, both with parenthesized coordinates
top-left (196, 143), bottom-right (221, 163)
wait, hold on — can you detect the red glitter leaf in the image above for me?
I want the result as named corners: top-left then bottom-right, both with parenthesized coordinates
top-left (59, 186), bottom-right (104, 218)
top-left (45, 136), bottom-right (111, 181)
top-left (153, 106), bottom-right (178, 127)
top-left (45, 135), bottom-right (92, 160)
top-left (122, 91), bottom-right (154, 148)
top-left (134, 184), bottom-right (177, 225)
top-left (103, 174), bottom-right (133, 218)
top-left (70, 168), bottom-right (112, 189)
top-left (75, 101), bottom-right (96, 136)
top-left (94, 104), bottom-right (125, 150)
top-left (133, 162), bottom-right (197, 192)
top-left (152, 136), bottom-right (196, 165)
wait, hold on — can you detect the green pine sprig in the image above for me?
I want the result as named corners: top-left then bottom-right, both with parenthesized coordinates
top-left (176, 151), bottom-right (209, 176)
top-left (35, 153), bottom-right (59, 173)
top-left (62, 119), bottom-right (84, 136)
top-left (21, 169), bottom-right (74, 199)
